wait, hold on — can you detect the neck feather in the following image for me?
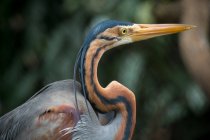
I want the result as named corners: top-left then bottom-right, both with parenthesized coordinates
top-left (81, 39), bottom-right (136, 140)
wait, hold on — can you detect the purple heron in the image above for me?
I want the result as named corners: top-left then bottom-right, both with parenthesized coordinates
top-left (0, 20), bottom-right (194, 140)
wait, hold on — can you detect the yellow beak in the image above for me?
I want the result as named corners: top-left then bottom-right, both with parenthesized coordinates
top-left (130, 24), bottom-right (195, 41)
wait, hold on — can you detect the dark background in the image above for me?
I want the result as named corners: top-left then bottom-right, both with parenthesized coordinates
top-left (0, 0), bottom-right (210, 139)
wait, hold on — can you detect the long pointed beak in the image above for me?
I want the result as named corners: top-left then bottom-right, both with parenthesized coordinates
top-left (130, 24), bottom-right (195, 41)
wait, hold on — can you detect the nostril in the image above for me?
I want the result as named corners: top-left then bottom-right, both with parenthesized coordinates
top-left (46, 109), bottom-right (52, 113)
top-left (140, 25), bottom-right (148, 29)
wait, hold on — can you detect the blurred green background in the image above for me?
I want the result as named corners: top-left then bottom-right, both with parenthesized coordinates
top-left (0, 0), bottom-right (210, 139)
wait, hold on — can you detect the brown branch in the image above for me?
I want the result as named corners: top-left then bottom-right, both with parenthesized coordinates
top-left (179, 0), bottom-right (210, 99)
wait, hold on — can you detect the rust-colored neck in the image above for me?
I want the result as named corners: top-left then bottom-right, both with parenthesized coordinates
top-left (83, 39), bottom-right (136, 140)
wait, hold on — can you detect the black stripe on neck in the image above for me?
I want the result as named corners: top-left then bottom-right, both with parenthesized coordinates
top-left (87, 46), bottom-right (133, 140)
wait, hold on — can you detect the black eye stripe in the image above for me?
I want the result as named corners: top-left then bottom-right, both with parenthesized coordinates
top-left (98, 36), bottom-right (115, 40)
top-left (98, 35), bottom-right (121, 41)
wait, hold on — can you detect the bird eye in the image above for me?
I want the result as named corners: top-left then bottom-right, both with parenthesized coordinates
top-left (120, 28), bottom-right (128, 35)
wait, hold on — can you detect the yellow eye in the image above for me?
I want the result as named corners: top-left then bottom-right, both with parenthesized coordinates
top-left (121, 28), bottom-right (128, 35)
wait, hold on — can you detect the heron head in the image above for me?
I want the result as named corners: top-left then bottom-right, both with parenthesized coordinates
top-left (85, 20), bottom-right (195, 50)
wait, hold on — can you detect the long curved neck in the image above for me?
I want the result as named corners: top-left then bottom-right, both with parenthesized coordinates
top-left (81, 39), bottom-right (136, 140)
